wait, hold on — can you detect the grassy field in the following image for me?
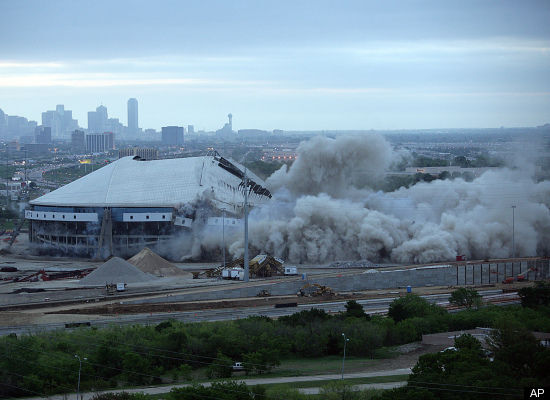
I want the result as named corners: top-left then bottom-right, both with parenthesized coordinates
top-left (258, 374), bottom-right (409, 390)
top-left (270, 354), bottom-right (396, 376)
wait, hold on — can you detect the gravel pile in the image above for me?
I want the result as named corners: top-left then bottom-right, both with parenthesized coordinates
top-left (79, 257), bottom-right (157, 285)
top-left (127, 247), bottom-right (188, 277)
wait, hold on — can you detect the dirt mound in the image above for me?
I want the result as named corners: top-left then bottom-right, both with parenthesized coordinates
top-left (79, 257), bottom-right (157, 285)
top-left (127, 247), bottom-right (188, 277)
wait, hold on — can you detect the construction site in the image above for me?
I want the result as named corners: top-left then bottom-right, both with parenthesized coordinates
top-left (0, 239), bottom-right (548, 336)
top-left (1, 136), bottom-right (548, 336)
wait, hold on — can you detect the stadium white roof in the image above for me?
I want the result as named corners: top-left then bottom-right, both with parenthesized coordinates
top-left (30, 155), bottom-right (271, 208)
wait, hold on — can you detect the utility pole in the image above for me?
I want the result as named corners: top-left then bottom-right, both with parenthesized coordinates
top-left (243, 168), bottom-right (249, 282)
top-left (222, 208), bottom-right (226, 270)
top-left (5, 144), bottom-right (9, 204)
top-left (74, 354), bottom-right (86, 400)
top-left (341, 333), bottom-right (349, 380)
top-left (512, 205), bottom-right (516, 258)
top-left (24, 149), bottom-right (27, 182)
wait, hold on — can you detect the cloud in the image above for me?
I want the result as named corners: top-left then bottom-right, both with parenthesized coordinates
top-left (0, 73), bottom-right (266, 88)
top-left (0, 61), bottom-right (65, 68)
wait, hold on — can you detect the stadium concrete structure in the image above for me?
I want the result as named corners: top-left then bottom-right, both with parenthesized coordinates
top-left (25, 153), bottom-right (272, 259)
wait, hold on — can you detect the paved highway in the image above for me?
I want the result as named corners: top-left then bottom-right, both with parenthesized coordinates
top-left (0, 290), bottom-right (515, 337)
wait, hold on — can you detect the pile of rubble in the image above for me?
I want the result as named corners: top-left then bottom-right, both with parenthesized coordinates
top-left (198, 254), bottom-right (285, 279)
top-left (249, 254), bottom-right (284, 278)
top-left (329, 260), bottom-right (376, 268)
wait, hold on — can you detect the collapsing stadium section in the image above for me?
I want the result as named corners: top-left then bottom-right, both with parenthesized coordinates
top-left (26, 154), bottom-right (271, 259)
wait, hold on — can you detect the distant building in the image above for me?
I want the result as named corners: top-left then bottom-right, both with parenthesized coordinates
top-left (238, 129), bottom-right (269, 137)
top-left (41, 105), bottom-right (78, 138)
top-left (4, 115), bottom-right (36, 138)
top-left (71, 130), bottom-right (86, 153)
top-left (187, 125), bottom-right (194, 135)
top-left (86, 132), bottom-right (115, 153)
top-left (34, 126), bottom-right (52, 144)
top-left (143, 129), bottom-right (158, 141)
top-left (216, 113), bottom-right (234, 136)
top-left (88, 105), bottom-right (108, 133)
top-left (161, 126), bottom-right (184, 146)
top-left (0, 109), bottom-right (7, 136)
top-left (7, 140), bottom-right (20, 152)
top-left (118, 147), bottom-right (159, 160)
top-left (127, 98), bottom-right (138, 135)
top-left (19, 135), bottom-right (34, 144)
top-left (106, 117), bottom-right (124, 136)
top-left (24, 143), bottom-right (50, 155)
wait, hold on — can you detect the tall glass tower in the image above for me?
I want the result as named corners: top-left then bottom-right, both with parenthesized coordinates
top-left (127, 98), bottom-right (138, 135)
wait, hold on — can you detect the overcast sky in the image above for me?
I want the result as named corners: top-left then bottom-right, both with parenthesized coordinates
top-left (1, 0), bottom-right (549, 131)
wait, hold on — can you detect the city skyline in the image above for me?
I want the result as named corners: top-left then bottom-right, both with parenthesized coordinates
top-left (1, 0), bottom-right (549, 131)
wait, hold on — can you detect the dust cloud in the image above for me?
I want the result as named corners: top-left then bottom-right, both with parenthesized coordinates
top-left (227, 134), bottom-right (550, 264)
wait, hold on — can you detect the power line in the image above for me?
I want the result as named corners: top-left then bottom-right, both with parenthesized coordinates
top-left (2, 341), bottom-right (278, 400)
top-left (407, 380), bottom-right (522, 392)
top-left (51, 329), bottom-right (284, 372)
top-left (0, 381), bottom-right (47, 398)
top-left (3, 370), bottom-right (76, 396)
top-left (407, 383), bottom-right (521, 397)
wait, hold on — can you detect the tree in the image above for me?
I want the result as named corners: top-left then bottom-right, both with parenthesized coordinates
top-left (453, 156), bottom-right (470, 167)
top-left (319, 381), bottom-right (360, 400)
top-left (344, 300), bottom-right (370, 320)
top-left (206, 352), bottom-right (233, 379)
top-left (449, 288), bottom-right (482, 309)
top-left (518, 281), bottom-right (550, 308)
top-left (91, 393), bottom-right (148, 400)
top-left (487, 320), bottom-right (546, 381)
top-left (169, 381), bottom-right (259, 400)
top-left (242, 348), bottom-right (280, 375)
top-left (454, 333), bottom-right (483, 354)
top-left (438, 170), bottom-right (451, 180)
top-left (388, 294), bottom-right (445, 322)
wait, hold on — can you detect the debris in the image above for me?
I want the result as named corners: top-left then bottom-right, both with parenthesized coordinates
top-left (257, 289), bottom-right (271, 297)
top-left (249, 254), bottom-right (284, 278)
top-left (329, 260), bottom-right (376, 268)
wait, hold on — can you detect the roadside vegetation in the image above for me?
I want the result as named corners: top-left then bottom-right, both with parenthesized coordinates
top-left (1, 286), bottom-right (549, 398)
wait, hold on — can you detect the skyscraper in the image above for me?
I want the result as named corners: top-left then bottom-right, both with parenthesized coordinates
top-left (88, 105), bottom-right (108, 133)
top-left (41, 104), bottom-right (78, 138)
top-left (86, 132), bottom-right (115, 153)
top-left (34, 126), bottom-right (52, 144)
top-left (161, 126), bottom-right (184, 146)
top-left (71, 130), bottom-right (85, 153)
top-left (127, 98), bottom-right (138, 135)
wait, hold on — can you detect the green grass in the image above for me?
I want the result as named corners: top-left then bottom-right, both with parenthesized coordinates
top-left (270, 355), bottom-right (387, 376)
top-left (258, 374), bottom-right (409, 390)
top-left (183, 355), bottom-right (392, 381)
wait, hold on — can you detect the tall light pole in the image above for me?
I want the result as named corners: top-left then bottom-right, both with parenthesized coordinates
top-left (74, 354), bottom-right (87, 400)
top-left (24, 148), bottom-right (27, 183)
top-left (341, 333), bottom-right (349, 380)
top-left (222, 208), bottom-right (226, 270)
top-left (5, 144), bottom-right (9, 203)
top-left (512, 205), bottom-right (516, 258)
top-left (243, 169), bottom-right (249, 282)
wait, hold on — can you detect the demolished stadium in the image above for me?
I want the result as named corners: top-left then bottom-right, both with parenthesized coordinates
top-left (25, 153), bottom-right (271, 259)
